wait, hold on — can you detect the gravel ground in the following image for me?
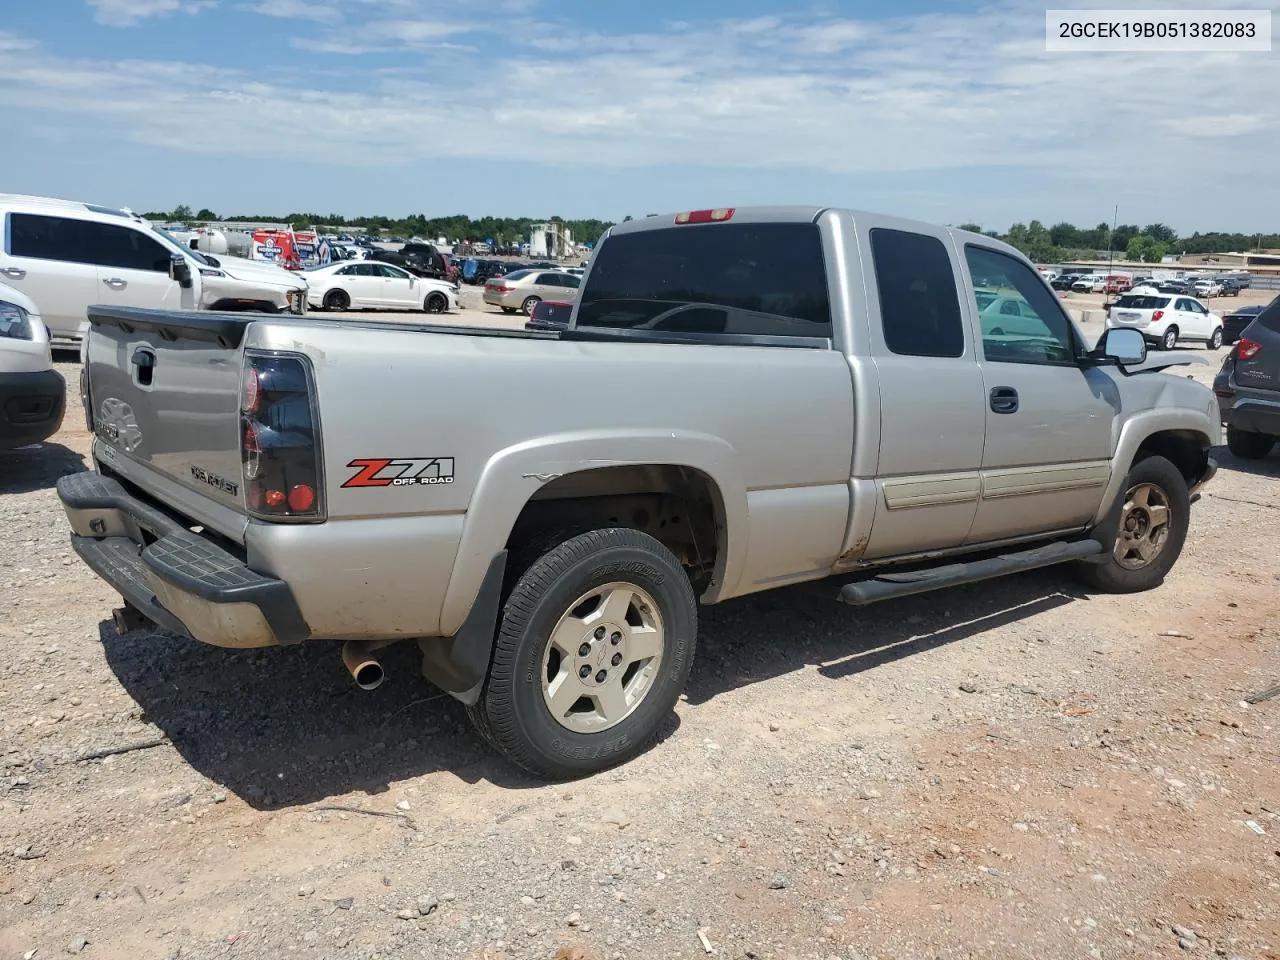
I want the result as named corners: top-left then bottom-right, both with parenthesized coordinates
top-left (1, 304), bottom-right (1278, 960)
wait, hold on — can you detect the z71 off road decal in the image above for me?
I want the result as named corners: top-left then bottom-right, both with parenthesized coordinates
top-left (342, 457), bottom-right (455, 488)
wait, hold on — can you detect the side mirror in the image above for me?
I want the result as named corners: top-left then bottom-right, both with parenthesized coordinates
top-left (1097, 327), bottom-right (1146, 366)
top-left (169, 255), bottom-right (193, 288)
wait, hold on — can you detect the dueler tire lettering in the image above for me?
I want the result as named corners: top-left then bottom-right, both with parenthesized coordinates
top-left (466, 528), bottom-right (697, 780)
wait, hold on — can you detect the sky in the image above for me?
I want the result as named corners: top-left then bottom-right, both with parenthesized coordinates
top-left (0, 0), bottom-right (1276, 233)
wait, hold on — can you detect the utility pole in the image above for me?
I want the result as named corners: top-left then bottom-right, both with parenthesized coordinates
top-left (1105, 205), bottom-right (1118, 306)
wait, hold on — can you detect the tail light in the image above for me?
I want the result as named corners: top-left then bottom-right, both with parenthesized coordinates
top-left (1236, 337), bottom-right (1262, 360)
top-left (240, 352), bottom-right (325, 523)
top-left (1151, 309), bottom-right (1164, 323)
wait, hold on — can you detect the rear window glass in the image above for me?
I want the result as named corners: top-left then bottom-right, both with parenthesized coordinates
top-left (1258, 297), bottom-right (1280, 334)
top-left (576, 222), bottom-right (831, 340)
top-left (1114, 295), bottom-right (1170, 309)
top-left (502, 270), bottom-right (534, 281)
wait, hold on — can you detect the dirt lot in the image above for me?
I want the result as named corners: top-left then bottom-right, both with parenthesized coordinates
top-left (2, 301), bottom-right (1278, 960)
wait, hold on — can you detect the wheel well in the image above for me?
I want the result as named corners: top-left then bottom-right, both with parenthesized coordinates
top-left (1133, 429), bottom-right (1210, 485)
top-left (506, 465), bottom-right (725, 594)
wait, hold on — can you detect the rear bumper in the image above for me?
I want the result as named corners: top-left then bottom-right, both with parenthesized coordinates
top-left (1221, 396), bottom-right (1280, 437)
top-left (57, 471), bottom-right (309, 648)
top-left (0, 368), bottom-right (65, 449)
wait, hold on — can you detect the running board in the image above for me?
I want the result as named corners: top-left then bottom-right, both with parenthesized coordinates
top-left (838, 540), bottom-right (1103, 606)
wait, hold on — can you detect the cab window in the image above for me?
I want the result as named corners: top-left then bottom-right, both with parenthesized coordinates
top-left (964, 246), bottom-right (1079, 365)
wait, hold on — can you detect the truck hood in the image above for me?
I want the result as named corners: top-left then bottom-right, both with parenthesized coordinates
top-left (208, 255), bottom-right (307, 290)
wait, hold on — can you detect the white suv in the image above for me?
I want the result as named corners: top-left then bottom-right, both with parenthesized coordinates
top-left (0, 195), bottom-right (308, 344)
top-left (1105, 292), bottom-right (1224, 351)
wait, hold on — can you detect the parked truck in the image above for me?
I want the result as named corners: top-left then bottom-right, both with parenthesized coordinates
top-left (58, 206), bottom-right (1219, 779)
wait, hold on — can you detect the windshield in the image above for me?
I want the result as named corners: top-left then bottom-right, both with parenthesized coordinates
top-left (150, 225), bottom-right (211, 266)
top-left (1115, 295), bottom-right (1169, 309)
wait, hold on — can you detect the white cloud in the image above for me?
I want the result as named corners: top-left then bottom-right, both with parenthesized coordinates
top-left (245, 0), bottom-right (340, 23)
top-left (86, 0), bottom-right (214, 26)
top-left (9, 3), bottom-right (1279, 225)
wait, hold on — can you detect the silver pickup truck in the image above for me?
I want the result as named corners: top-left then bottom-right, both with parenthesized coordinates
top-left (58, 206), bottom-right (1219, 779)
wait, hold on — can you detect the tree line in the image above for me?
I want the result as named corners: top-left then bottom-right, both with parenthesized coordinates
top-left (144, 205), bottom-right (614, 248)
top-left (955, 220), bottom-right (1279, 265)
top-left (145, 205), bottom-right (1277, 264)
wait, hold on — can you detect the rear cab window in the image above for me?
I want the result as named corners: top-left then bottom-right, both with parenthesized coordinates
top-left (576, 221), bottom-right (832, 341)
top-left (868, 228), bottom-right (964, 358)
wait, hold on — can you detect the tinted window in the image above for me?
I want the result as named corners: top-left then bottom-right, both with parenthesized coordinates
top-left (535, 273), bottom-right (562, 287)
top-left (964, 245), bottom-right (1077, 365)
top-left (562, 273), bottom-right (581, 289)
top-left (8, 213), bottom-right (86, 263)
top-left (577, 222), bottom-right (831, 339)
top-left (870, 228), bottom-right (963, 358)
top-left (82, 221), bottom-right (172, 272)
top-left (503, 270), bottom-right (534, 281)
top-left (1115, 295), bottom-right (1170, 309)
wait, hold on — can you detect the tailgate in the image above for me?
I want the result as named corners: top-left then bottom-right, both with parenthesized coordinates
top-left (85, 307), bottom-right (252, 536)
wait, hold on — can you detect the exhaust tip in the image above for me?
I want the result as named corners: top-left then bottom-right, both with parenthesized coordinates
top-left (341, 640), bottom-right (386, 691)
top-left (352, 660), bottom-right (385, 691)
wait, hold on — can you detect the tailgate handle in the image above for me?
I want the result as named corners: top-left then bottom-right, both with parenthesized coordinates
top-left (131, 347), bottom-right (156, 387)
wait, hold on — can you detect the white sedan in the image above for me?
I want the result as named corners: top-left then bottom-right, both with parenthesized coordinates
top-left (305, 261), bottom-right (459, 314)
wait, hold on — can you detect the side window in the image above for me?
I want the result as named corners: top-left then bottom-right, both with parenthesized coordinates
top-left (563, 273), bottom-right (581, 289)
top-left (964, 245), bottom-right (1078, 365)
top-left (7, 213), bottom-right (86, 264)
top-left (536, 273), bottom-right (560, 287)
top-left (82, 222), bottom-right (172, 272)
top-left (354, 263), bottom-right (377, 277)
top-left (336, 265), bottom-right (355, 275)
top-left (869, 228), bottom-right (964, 358)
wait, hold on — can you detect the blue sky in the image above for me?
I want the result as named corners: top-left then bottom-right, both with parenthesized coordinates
top-left (0, 0), bottom-right (1276, 232)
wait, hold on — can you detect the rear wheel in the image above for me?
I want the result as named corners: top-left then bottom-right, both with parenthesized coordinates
top-left (323, 289), bottom-right (350, 311)
top-left (1160, 327), bottom-right (1178, 351)
top-left (467, 528), bottom-right (697, 779)
top-left (1076, 455), bottom-right (1189, 594)
top-left (1226, 426), bottom-right (1275, 460)
top-left (424, 292), bottom-right (448, 314)
top-left (521, 296), bottom-right (541, 316)
top-left (1207, 327), bottom-right (1223, 350)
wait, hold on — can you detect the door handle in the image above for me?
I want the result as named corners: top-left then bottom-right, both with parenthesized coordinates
top-left (103, 277), bottom-right (128, 289)
top-left (989, 386), bottom-right (1019, 414)
top-left (1, 267), bottom-right (26, 280)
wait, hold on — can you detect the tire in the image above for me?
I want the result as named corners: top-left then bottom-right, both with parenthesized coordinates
top-left (1207, 327), bottom-right (1223, 350)
top-left (1075, 455), bottom-right (1189, 594)
top-left (424, 293), bottom-right (448, 314)
top-left (1226, 426), bottom-right (1275, 460)
top-left (521, 296), bottom-right (541, 316)
top-left (1160, 327), bottom-right (1178, 351)
top-left (323, 289), bottom-right (350, 311)
top-left (467, 528), bottom-right (698, 780)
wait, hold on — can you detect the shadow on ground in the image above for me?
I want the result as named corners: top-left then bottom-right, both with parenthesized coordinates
top-left (1211, 442), bottom-right (1280, 481)
top-left (102, 565), bottom-right (1082, 807)
top-left (0, 441), bottom-right (85, 494)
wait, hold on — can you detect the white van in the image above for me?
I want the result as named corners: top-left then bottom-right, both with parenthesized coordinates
top-left (0, 195), bottom-right (308, 344)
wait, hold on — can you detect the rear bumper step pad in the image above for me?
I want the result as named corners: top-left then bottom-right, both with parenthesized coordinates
top-left (58, 472), bottom-right (309, 646)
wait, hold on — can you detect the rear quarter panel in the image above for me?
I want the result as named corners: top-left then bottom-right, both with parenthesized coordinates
top-left (246, 321), bottom-right (855, 637)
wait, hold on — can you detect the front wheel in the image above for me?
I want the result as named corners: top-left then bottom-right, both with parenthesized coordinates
top-left (468, 528), bottom-right (698, 779)
top-left (1207, 327), bottom-right (1223, 350)
top-left (1075, 455), bottom-right (1189, 593)
top-left (323, 289), bottom-right (350, 311)
top-left (424, 292), bottom-right (448, 314)
top-left (1160, 326), bottom-right (1178, 351)
top-left (1226, 426), bottom-right (1275, 460)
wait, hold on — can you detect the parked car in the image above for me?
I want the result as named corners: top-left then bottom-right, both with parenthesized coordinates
top-left (1103, 276), bottom-right (1133, 295)
top-left (483, 269), bottom-right (580, 315)
top-left (1213, 277), bottom-right (1243, 296)
top-left (369, 242), bottom-right (448, 280)
top-left (1213, 299), bottom-right (1280, 458)
top-left (1156, 279), bottom-right (1192, 295)
top-left (1192, 279), bottom-right (1223, 298)
top-left (0, 280), bottom-right (64, 449)
top-left (305, 261), bottom-right (458, 313)
top-left (1105, 293), bottom-right (1224, 350)
top-left (0, 194), bottom-right (307, 343)
top-left (1050, 275), bottom-right (1080, 291)
top-left (1072, 275), bottom-right (1106, 293)
top-left (461, 258), bottom-right (511, 286)
top-left (524, 299), bottom-right (573, 332)
top-left (1221, 303), bottom-right (1268, 344)
top-left (58, 205), bottom-right (1219, 778)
